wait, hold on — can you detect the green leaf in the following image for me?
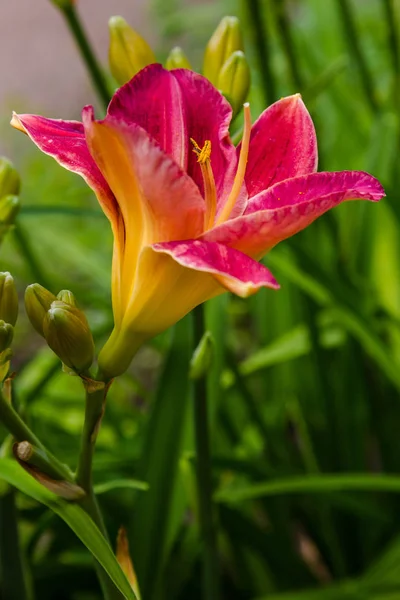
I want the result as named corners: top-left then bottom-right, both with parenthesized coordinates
top-left (131, 316), bottom-right (193, 599)
top-left (0, 458), bottom-right (137, 600)
top-left (215, 473), bottom-right (400, 503)
top-left (94, 478), bottom-right (149, 495)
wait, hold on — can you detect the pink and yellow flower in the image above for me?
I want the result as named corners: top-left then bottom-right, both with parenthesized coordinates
top-left (11, 64), bottom-right (384, 377)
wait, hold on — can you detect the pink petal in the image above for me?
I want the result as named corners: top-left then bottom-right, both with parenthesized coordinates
top-left (10, 112), bottom-right (117, 222)
top-left (204, 171), bottom-right (385, 258)
top-left (107, 64), bottom-right (244, 217)
top-left (151, 239), bottom-right (279, 297)
top-left (240, 95), bottom-right (318, 201)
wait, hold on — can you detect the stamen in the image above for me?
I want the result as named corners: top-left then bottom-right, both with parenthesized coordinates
top-left (190, 138), bottom-right (217, 230)
top-left (215, 103), bottom-right (251, 225)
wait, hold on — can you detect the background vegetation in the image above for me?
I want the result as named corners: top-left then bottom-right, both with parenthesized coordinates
top-left (2, 0), bottom-right (400, 598)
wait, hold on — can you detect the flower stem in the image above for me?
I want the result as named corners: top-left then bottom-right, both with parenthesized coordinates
top-left (0, 390), bottom-right (72, 481)
top-left (271, 0), bottom-right (303, 90)
top-left (75, 379), bottom-right (125, 600)
top-left (76, 383), bottom-right (108, 494)
top-left (193, 305), bottom-right (219, 600)
top-left (336, 0), bottom-right (379, 114)
top-left (245, 0), bottom-right (276, 104)
top-left (59, 4), bottom-right (111, 110)
top-left (0, 490), bottom-right (31, 600)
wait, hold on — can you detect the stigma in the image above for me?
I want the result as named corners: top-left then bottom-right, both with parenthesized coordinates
top-left (190, 138), bottom-right (217, 231)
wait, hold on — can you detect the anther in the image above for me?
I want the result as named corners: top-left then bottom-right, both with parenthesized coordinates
top-left (190, 138), bottom-right (212, 164)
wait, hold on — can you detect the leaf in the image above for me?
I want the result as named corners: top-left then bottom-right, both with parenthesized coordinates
top-left (0, 458), bottom-right (137, 600)
top-left (215, 473), bottom-right (400, 503)
top-left (94, 479), bottom-right (149, 495)
top-left (130, 316), bottom-right (193, 599)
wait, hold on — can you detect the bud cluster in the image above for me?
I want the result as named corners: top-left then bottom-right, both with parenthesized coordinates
top-left (25, 284), bottom-right (94, 374)
top-left (0, 157), bottom-right (21, 243)
top-left (0, 272), bottom-right (18, 380)
top-left (108, 15), bottom-right (250, 117)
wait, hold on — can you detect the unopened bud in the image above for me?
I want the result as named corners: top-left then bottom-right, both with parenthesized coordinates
top-left (43, 300), bottom-right (94, 373)
top-left (109, 16), bottom-right (156, 85)
top-left (189, 331), bottom-right (214, 380)
top-left (166, 47), bottom-right (192, 70)
top-left (25, 284), bottom-right (57, 336)
top-left (0, 273), bottom-right (18, 326)
top-left (0, 321), bottom-right (14, 353)
top-left (0, 157), bottom-right (20, 199)
top-left (57, 289), bottom-right (76, 306)
top-left (0, 195), bottom-right (20, 225)
top-left (203, 16), bottom-right (244, 86)
top-left (217, 51), bottom-right (251, 115)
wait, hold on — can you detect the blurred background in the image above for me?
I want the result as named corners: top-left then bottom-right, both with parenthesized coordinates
top-left (2, 1), bottom-right (400, 599)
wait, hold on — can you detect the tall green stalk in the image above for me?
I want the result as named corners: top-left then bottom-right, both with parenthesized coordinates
top-left (193, 305), bottom-right (219, 600)
top-left (58, 3), bottom-right (111, 110)
top-left (337, 0), bottom-right (379, 113)
top-left (245, 0), bottom-right (277, 104)
top-left (76, 381), bottom-right (125, 600)
top-left (0, 490), bottom-right (31, 600)
top-left (271, 0), bottom-right (303, 90)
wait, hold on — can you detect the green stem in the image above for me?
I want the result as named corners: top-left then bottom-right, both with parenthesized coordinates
top-left (0, 391), bottom-right (72, 481)
top-left (193, 305), bottom-right (219, 600)
top-left (336, 0), bottom-right (379, 113)
top-left (382, 0), bottom-right (400, 105)
top-left (0, 490), bottom-right (31, 600)
top-left (76, 384), bottom-right (108, 494)
top-left (13, 224), bottom-right (49, 288)
top-left (245, 0), bottom-right (276, 104)
top-left (60, 4), bottom-right (111, 110)
top-left (271, 0), bottom-right (303, 90)
top-left (75, 380), bottom-right (124, 600)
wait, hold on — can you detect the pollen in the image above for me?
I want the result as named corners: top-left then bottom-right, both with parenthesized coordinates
top-left (190, 138), bottom-right (216, 230)
top-left (190, 138), bottom-right (212, 164)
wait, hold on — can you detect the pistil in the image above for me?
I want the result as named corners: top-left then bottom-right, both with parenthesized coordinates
top-left (215, 102), bottom-right (251, 225)
top-left (191, 138), bottom-right (218, 230)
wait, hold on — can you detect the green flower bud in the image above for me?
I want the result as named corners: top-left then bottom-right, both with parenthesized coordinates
top-left (25, 284), bottom-right (57, 336)
top-left (0, 157), bottom-right (20, 199)
top-left (0, 321), bottom-right (14, 353)
top-left (57, 289), bottom-right (76, 306)
top-left (166, 47), bottom-right (192, 70)
top-left (203, 16), bottom-right (244, 86)
top-left (43, 300), bottom-right (94, 373)
top-left (0, 195), bottom-right (20, 225)
top-left (217, 50), bottom-right (251, 116)
top-left (109, 16), bottom-right (156, 85)
top-left (189, 331), bottom-right (214, 380)
top-left (0, 273), bottom-right (18, 326)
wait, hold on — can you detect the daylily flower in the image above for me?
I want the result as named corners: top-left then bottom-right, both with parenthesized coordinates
top-left (11, 64), bottom-right (384, 378)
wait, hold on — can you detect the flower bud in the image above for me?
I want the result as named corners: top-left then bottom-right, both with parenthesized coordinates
top-left (0, 157), bottom-right (20, 199)
top-left (0, 273), bottom-right (18, 326)
top-left (109, 16), bottom-right (156, 85)
top-left (217, 51), bottom-right (251, 116)
top-left (43, 300), bottom-right (94, 373)
top-left (25, 284), bottom-right (57, 336)
top-left (57, 289), bottom-right (76, 306)
top-left (0, 321), bottom-right (13, 353)
top-left (203, 16), bottom-right (244, 86)
top-left (189, 331), bottom-right (214, 380)
top-left (0, 195), bottom-right (20, 225)
top-left (166, 47), bottom-right (192, 70)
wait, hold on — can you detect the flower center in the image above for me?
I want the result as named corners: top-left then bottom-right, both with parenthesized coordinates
top-left (190, 103), bottom-right (252, 231)
top-left (190, 138), bottom-right (217, 231)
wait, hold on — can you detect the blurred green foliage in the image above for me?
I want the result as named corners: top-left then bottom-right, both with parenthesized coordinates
top-left (2, 0), bottom-right (400, 599)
